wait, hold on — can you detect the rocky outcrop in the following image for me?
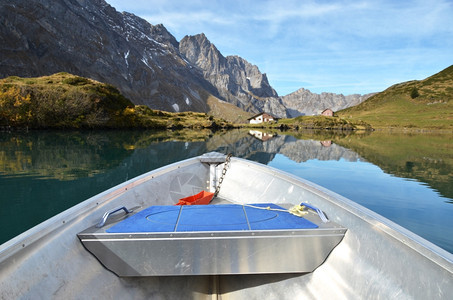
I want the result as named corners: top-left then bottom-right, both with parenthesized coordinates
top-left (282, 88), bottom-right (374, 117)
top-left (0, 0), bottom-right (216, 113)
top-left (180, 34), bottom-right (288, 118)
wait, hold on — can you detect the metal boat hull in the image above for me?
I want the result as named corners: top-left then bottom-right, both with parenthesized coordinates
top-left (1, 152), bottom-right (452, 299)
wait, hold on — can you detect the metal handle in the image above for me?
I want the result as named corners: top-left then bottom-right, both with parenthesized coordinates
top-left (96, 206), bottom-right (133, 228)
top-left (302, 203), bottom-right (329, 223)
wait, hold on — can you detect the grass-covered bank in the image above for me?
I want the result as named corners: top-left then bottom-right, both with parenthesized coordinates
top-left (337, 65), bottom-right (453, 131)
top-left (245, 115), bottom-right (373, 131)
top-left (0, 73), bottom-right (231, 129)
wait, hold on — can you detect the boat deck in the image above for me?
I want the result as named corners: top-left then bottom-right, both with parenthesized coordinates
top-left (106, 203), bottom-right (319, 233)
top-left (78, 199), bottom-right (346, 276)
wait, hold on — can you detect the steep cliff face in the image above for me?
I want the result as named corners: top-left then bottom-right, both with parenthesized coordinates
top-left (180, 34), bottom-right (288, 118)
top-left (282, 88), bottom-right (374, 116)
top-left (0, 0), bottom-right (370, 118)
top-left (0, 0), bottom-right (215, 112)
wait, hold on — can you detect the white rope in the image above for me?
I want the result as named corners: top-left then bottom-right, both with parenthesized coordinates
top-left (229, 201), bottom-right (308, 218)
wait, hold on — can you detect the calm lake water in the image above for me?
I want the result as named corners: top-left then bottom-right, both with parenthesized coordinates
top-left (1, 129), bottom-right (452, 254)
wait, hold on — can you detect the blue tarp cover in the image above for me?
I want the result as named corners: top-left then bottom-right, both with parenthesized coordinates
top-left (107, 203), bottom-right (318, 233)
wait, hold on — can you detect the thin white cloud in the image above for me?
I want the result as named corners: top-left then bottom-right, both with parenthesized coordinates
top-left (106, 0), bottom-right (453, 95)
top-left (255, 1), bottom-right (341, 21)
top-left (139, 10), bottom-right (234, 33)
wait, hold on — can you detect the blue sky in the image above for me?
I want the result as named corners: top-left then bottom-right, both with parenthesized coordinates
top-left (107, 0), bottom-right (453, 96)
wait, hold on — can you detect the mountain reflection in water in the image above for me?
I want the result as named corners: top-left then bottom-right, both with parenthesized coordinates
top-left (1, 129), bottom-right (452, 253)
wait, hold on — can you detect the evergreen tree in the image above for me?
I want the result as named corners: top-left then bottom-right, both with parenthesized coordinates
top-left (410, 87), bottom-right (419, 99)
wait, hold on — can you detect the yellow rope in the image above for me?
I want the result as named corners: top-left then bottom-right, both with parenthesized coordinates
top-left (288, 204), bottom-right (309, 217)
top-left (240, 203), bottom-right (308, 218)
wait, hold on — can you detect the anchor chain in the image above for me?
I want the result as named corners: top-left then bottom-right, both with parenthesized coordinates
top-left (214, 153), bottom-right (232, 197)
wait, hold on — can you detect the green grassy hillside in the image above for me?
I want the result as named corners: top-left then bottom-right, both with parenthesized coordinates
top-left (277, 115), bottom-right (372, 130)
top-left (204, 91), bottom-right (253, 123)
top-left (0, 73), bottom-right (231, 129)
top-left (337, 65), bottom-right (453, 130)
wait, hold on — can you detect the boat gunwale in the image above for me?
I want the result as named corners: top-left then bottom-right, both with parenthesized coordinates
top-left (78, 227), bottom-right (347, 239)
top-left (227, 156), bottom-right (453, 272)
top-left (0, 155), bottom-right (203, 262)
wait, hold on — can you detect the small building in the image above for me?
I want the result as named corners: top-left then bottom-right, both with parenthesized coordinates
top-left (320, 140), bottom-right (332, 147)
top-left (248, 112), bottom-right (275, 124)
top-left (248, 130), bottom-right (276, 141)
top-left (321, 109), bottom-right (334, 117)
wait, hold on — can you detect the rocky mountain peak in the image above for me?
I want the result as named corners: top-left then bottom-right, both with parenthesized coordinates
top-left (282, 88), bottom-right (373, 117)
top-left (180, 34), bottom-right (278, 98)
top-left (179, 34), bottom-right (226, 73)
top-left (148, 23), bottom-right (179, 49)
top-left (180, 33), bottom-right (286, 117)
